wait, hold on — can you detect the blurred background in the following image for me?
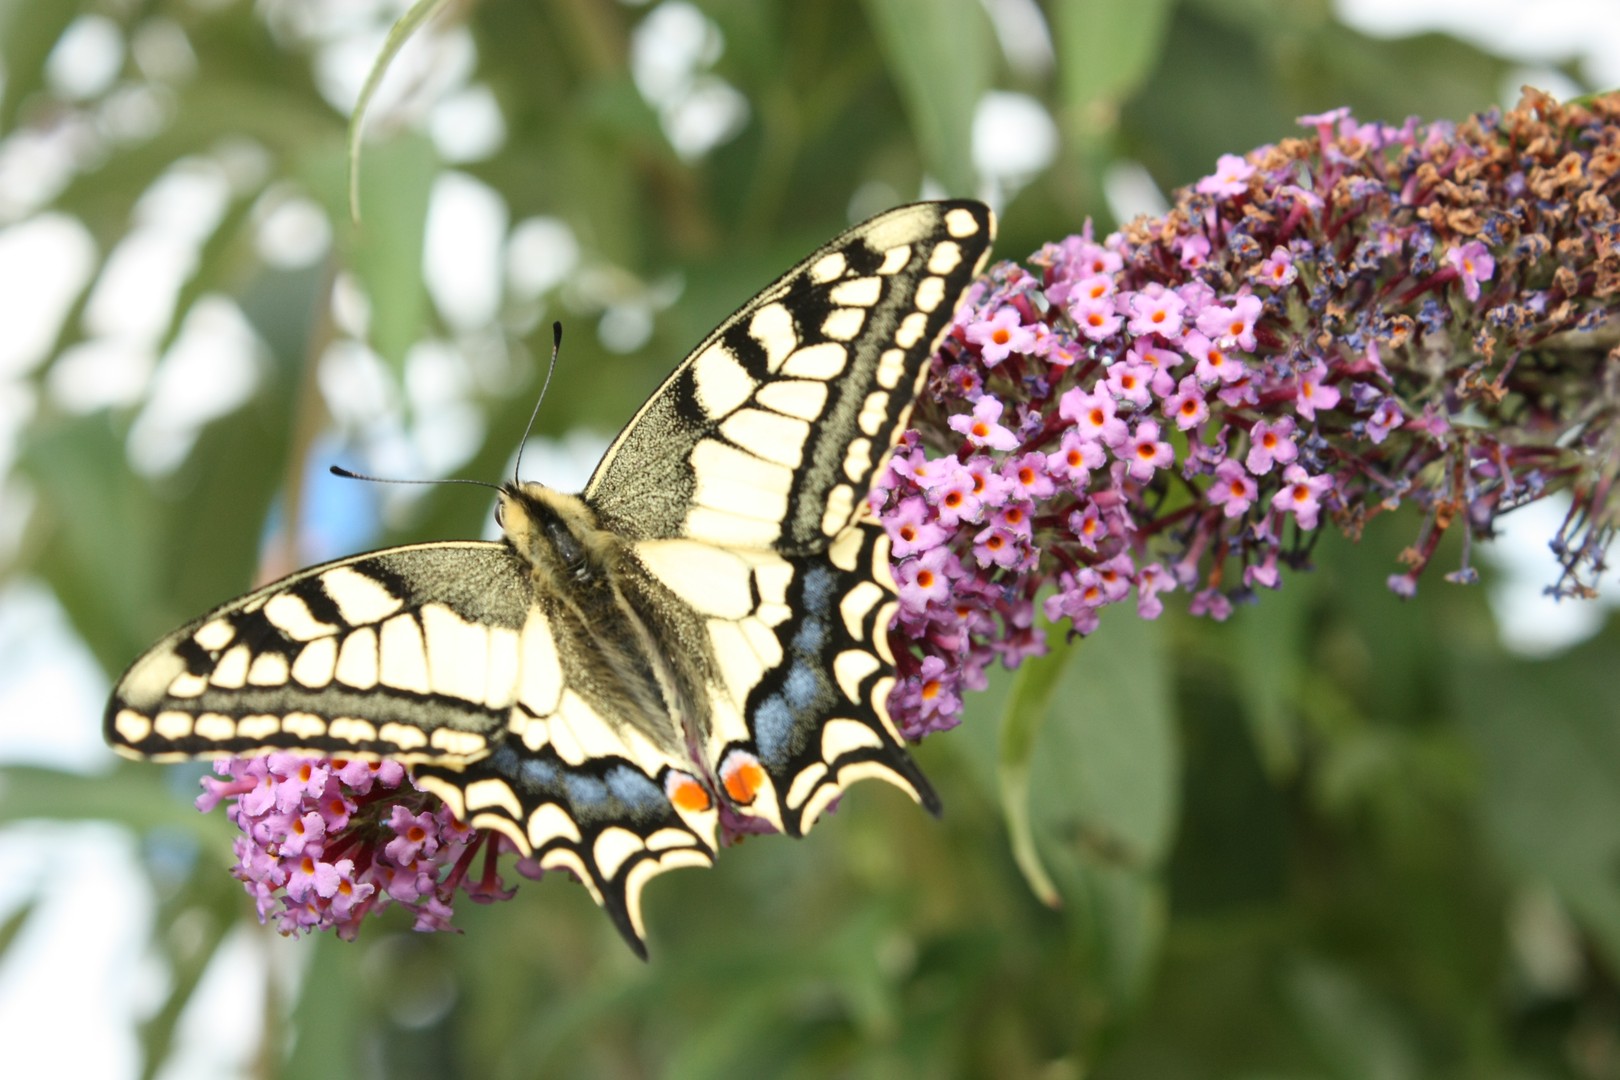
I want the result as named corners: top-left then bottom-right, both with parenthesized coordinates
top-left (2, 0), bottom-right (1619, 1077)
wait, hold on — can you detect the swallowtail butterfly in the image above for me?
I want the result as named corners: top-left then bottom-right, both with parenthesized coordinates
top-left (106, 200), bottom-right (995, 954)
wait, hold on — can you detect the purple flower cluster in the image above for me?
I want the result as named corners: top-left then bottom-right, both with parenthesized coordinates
top-left (197, 754), bottom-right (532, 937)
top-left (878, 89), bottom-right (1620, 738)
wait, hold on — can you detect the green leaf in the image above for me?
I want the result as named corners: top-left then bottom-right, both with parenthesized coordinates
top-left (304, 133), bottom-right (440, 371)
top-left (992, 610), bottom-right (1180, 1008)
top-left (348, 0), bottom-right (459, 224)
top-left (997, 639), bottom-right (1073, 907)
top-left (860, 0), bottom-right (992, 195)
top-left (1231, 572), bottom-right (1314, 779)
top-left (1052, 0), bottom-right (1175, 133)
top-left (0, 765), bottom-right (233, 844)
top-left (1453, 622), bottom-right (1620, 969)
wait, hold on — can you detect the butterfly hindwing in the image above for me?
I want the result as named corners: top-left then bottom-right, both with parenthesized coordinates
top-left (584, 200), bottom-right (994, 554)
top-left (636, 517), bottom-right (936, 837)
top-left (414, 742), bottom-right (717, 959)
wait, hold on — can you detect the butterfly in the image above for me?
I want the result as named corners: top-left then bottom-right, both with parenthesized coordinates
top-left (105, 200), bottom-right (995, 955)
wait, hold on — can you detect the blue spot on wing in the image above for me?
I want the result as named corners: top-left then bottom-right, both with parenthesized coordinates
top-left (783, 663), bottom-right (819, 710)
top-left (605, 764), bottom-right (665, 811)
top-left (753, 696), bottom-right (793, 762)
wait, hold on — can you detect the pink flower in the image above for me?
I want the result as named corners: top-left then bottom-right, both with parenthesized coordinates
top-left (966, 306), bottom-right (1037, 365)
top-left (1295, 363), bottom-right (1340, 420)
top-left (1162, 375), bottom-right (1209, 430)
top-left (1195, 293), bottom-right (1262, 351)
top-left (972, 526), bottom-right (1024, 568)
top-left (1256, 247), bottom-right (1296, 288)
top-left (1245, 417), bottom-right (1299, 475)
top-left (1135, 562), bottom-right (1176, 619)
top-left (1208, 460), bottom-right (1258, 518)
top-left (949, 396), bottom-right (1021, 451)
top-left (281, 811), bottom-right (326, 858)
top-left (384, 806), bottom-right (442, 866)
top-left (885, 497), bottom-right (948, 557)
top-left (1003, 452), bottom-right (1056, 500)
top-left (1069, 295), bottom-right (1124, 341)
top-left (1196, 153), bottom-right (1255, 198)
top-left (896, 546), bottom-right (956, 612)
top-left (1366, 398), bottom-right (1404, 444)
top-left (1046, 429), bottom-right (1105, 486)
top-left (930, 467), bottom-right (983, 528)
top-left (1105, 360), bottom-right (1155, 408)
top-left (1127, 343), bottom-right (1180, 397)
top-left (1122, 420), bottom-right (1173, 482)
top-left (1273, 465), bottom-right (1334, 530)
top-left (1059, 387), bottom-right (1129, 446)
top-left (1126, 286), bottom-right (1186, 340)
top-left (1178, 233), bottom-right (1211, 270)
top-left (1445, 240), bottom-right (1495, 302)
top-left (1184, 331), bottom-right (1246, 384)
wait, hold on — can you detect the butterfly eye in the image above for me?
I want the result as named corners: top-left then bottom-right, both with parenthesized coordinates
top-left (542, 515), bottom-right (590, 582)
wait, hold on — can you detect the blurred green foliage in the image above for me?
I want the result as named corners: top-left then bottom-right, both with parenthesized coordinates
top-left (1, 0), bottom-right (1616, 1077)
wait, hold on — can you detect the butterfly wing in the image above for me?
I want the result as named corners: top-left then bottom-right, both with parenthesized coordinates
top-left (584, 200), bottom-right (994, 554)
top-left (106, 541), bottom-right (719, 955)
top-left (583, 201), bottom-right (995, 833)
top-left (106, 543), bottom-right (531, 763)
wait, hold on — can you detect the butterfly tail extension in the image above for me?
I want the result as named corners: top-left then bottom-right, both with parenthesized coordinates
top-left (414, 741), bottom-right (719, 959)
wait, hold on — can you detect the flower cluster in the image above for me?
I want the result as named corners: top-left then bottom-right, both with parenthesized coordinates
top-left (879, 88), bottom-right (1620, 738)
top-left (197, 753), bottom-right (534, 936)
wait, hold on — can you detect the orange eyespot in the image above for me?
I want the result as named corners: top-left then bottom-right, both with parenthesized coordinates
top-left (667, 773), bottom-right (712, 813)
top-left (722, 758), bottom-right (766, 805)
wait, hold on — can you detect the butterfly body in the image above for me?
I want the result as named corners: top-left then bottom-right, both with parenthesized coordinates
top-left (107, 200), bottom-right (995, 954)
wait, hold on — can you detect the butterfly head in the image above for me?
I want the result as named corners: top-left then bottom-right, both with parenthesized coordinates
top-left (497, 482), bottom-right (613, 588)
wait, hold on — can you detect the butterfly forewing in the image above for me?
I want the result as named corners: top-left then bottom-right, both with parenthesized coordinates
top-left (584, 201), bottom-right (994, 554)
top-left (108, 543), bottom-right (529, 763)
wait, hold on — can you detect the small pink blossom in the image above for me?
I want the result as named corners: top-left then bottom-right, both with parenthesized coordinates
top-left (1162, 375), bottom-right (1209, 430)
top-left (885, 497), bottom-right (948, 557)
top-left (1069, 295), bottom-right (1124, 342)
top-left (1207, 460), bottom-right (1258, 518)
top-left (1366, 398), bottom-right (1404, 444)
top-left (1105, 360), bottom-right (1155, 408)
top-left (1195, 293), bottom-right (1262, 351)
top-left (1045, 429), bottom-right (1105, 486)
top-left (949, 396), bottom-right (1021, 451)
top-left (1004, 452), bottom-right (1056, 500)
top-left (1059, 387), bottom-right (1129, 446)
top-left (1178, 233), bottom-right (1211, 270)
top-left (1445, 240), bottom-right (1496, 302)
top-left (1184, 331), bottom-right (1246, 384)
top-left (1245, 418), bottom-right (1298, 475)
top-left (1295, 363), bottom-right (1340, 420)
top-left (1125, 286), bottom-right (1186, 340)
top-left (965, 307), bottom-right (1036, 365)
top-left (1256, 247), bottom-right (1296, 288)
top-left (1196, 153), bottom-right (1256, 198)
top-left (1273, 465), bottom-right (1334, 530)
top-left (1122, 420), bottom-right (1173, 482)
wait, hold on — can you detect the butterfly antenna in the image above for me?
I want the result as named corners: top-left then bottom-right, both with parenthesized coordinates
top-left (513, 321), bottom-right (564, 484)
top-left (328, 465), bottom-right (503, 494)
